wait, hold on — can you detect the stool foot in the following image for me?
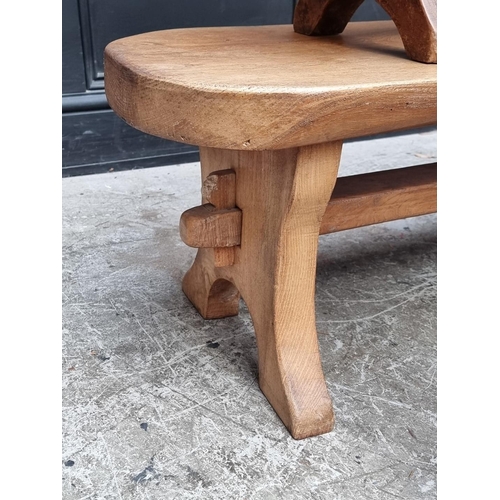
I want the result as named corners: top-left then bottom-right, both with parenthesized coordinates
top-left (182, 248), bottom-right (240, 319)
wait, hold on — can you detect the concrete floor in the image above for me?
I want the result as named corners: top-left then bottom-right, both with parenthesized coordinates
top-left (62, 130), bottom-right (437, 500)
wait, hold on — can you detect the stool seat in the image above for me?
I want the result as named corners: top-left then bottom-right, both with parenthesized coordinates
top-left (104, 21), bottom-right (436, 151)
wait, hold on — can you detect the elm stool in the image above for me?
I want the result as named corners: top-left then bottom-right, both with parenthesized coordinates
top-left (104, 0), bottom-right (437, 440)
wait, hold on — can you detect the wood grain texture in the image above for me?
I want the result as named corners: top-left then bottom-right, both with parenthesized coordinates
top-left (105, 16), bottom-right (438, 439)
top-left (376, 0), bottom-right (437, 63)
top-left (179, 204), bottom-right (242, 248)
top-left (320, 162), bottom-right (437, 233)
top-left (202, 170), bottom-right (237, 267)
top-left (202, 170), bottom-right (236, 210)
top-left (180, 162), bottom-right (437, 244)
top-left (293, 0), bottom-right (437, 63)
top-left (104, 22), bottom-right (436, 150)
top-left (182, 142), bottom-right (343, 439)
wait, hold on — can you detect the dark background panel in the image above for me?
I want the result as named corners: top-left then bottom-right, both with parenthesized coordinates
top-left (62, 111), bottom-right (198, 176)
top-left (352, 0), bottom-right (389, 21)
top-left (62, 0), bottom-right (393, 177)
top-left (80, 0), bottom-right (294, 90)
top-left (62, 0), bottom-right (87, 94)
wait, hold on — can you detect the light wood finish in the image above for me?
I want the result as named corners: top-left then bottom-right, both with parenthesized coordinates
top-left (202, 170), bottom-right (236, 209)
top-left (104, 18), bottom-right (438, 439)
top-left (179, 204), bottom-right (242, 248)
top-left (293, 0), bottom-right (437, 63)
top-left (182, 142), bottom-right (343, 439)
top-left (180, 163), bottom-right (437, 244)
top-left (202, 170), bottom-right (238, 268)
top-left (104, 22), bottom-right (436, 151)
top-left (320, 163), bottom-right (437, 233)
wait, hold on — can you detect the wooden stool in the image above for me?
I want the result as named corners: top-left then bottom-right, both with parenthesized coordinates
top-left (104, 12), bottom-right (437, 439)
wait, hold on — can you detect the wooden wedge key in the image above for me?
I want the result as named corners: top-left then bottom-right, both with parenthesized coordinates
top-left (294, 0), bottom-right (437, 63)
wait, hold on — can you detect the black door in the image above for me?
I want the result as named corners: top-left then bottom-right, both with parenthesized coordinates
top-left (62, 0), bottom-right (389, 176)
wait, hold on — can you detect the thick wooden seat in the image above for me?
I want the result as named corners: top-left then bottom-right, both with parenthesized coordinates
top-left (104, 18), bottom-right (437, 440)
top-left (104, 21), bottom-right (436, 150)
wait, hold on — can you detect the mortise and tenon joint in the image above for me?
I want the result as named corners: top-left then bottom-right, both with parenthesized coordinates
top-left (180, 169), bottom-right (241, 268)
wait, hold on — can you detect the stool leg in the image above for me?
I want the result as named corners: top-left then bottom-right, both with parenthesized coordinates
top-left (183, 142), bottom-right (342, 438)
top-left (182, 152), bottom-right (241, 319)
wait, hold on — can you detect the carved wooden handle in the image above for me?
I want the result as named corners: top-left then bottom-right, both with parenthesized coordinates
top-left (293, 0), bottom-right (437, 63)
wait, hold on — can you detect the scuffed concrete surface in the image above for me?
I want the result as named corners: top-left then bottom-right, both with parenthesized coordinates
top-left (62, 131), bottom-right (437, 499)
